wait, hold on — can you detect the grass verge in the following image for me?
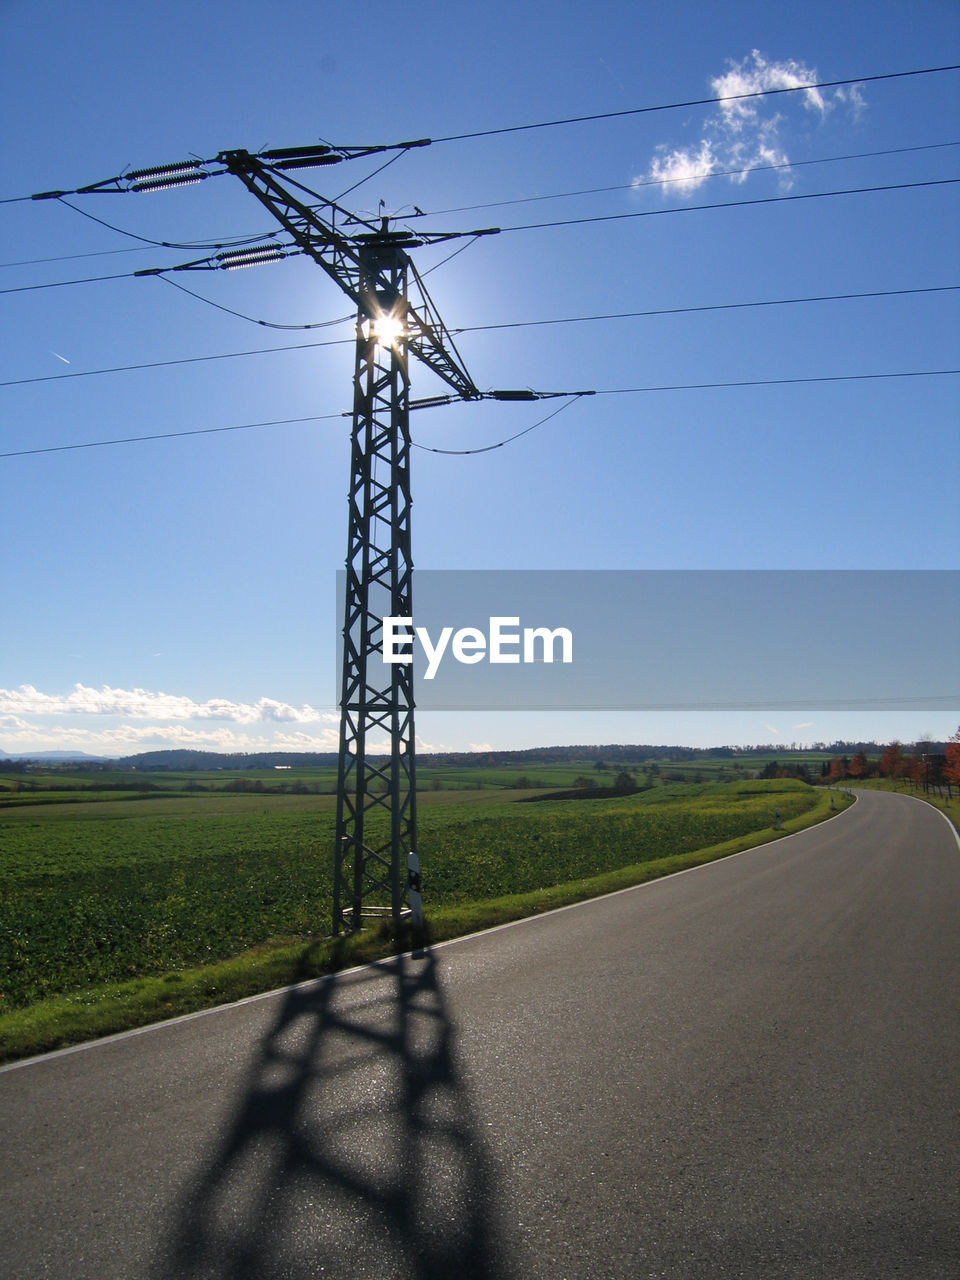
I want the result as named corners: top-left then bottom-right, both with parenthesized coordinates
top-left (0, 788), bottom-right (850, 1065)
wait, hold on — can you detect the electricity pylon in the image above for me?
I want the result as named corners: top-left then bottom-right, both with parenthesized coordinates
top-left (42, 141), bottom-right (580, 933)
top-left (211, 146), bottom-right (486, 933)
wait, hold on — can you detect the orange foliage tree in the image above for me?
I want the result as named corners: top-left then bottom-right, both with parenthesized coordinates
top-left (848, 749), bottom-right (870, 778)
top-left (879, 741), bottom-right (905, 780)
top-left (945, 726), bottom-right (960, 790)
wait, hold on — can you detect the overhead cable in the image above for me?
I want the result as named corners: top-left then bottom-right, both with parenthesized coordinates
top-left (414, 370), bottom-right (960, 454)
top-left (2, 284), bottom-right (955, 389)
top-left (428, 65), bottom-right (960, 144)
top-left (5, 370), bottom-right (956, 461)
top-left (4, 140), bottom-right (954, 273)
top-left (593, 368), bottom-right (959, 395)
top-left (54, 197), bottom-right (285, 252)
top-left (4, 175), bottom-right (954, 298)
top-left (0, 270), bottom-right (141, 294)
top-left (412, 140), bottom-right (960, 218)
top-left (0, 335), bottom-right (352, 388)
top-left (495, 177), bottom-right (960, 234)
top-left (158, 276), bottom-right (354, 331)
top-left (3, 64), bottom-right (957, 205)
top-left (452, 285), bottom-right (960, 336)
top-left (413, 395), bottom-right (589, 454)
top-left (0, 413), bottom-right (344, 458)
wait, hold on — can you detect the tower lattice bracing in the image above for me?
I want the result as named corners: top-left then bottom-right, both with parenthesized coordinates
top-left (334, 242), bottom-right (417, 931)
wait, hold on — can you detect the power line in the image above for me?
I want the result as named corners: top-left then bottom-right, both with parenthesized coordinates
top-left (412, 141), bottom-right (960, 219)
top-left (2, 282), bottom-right (955, 390)
top-left (0, 245), bottom-right (149, 271)
top-left (332, 148), bottom-right (408, 203)
top-left (5, 369), bottom-right (956, 461)
top-left (453, 285), bottom-right (960, 337)
top-left (428, 65), bottom-right (960, 144)
top-left (594, 368), bottom-right (959, 395)
top-left (159, 276), bottom-right (354, 331)
top-left (4, 64), bottom-right (957, 206)
top-left (413, 395), bottom-right (588, 454)
top-left (0, 270), bottom-right (142, 295)
top-left (3, 140), bottom-right (954, 275)
top-left (0, 335), bottom-right (352, 388)
top-left (4, 174), bottom-right (954, 299)
top-left (55, 196), bottom-right (284, 252)
top-left (414, 370), bottom-right (960, 455)
top-left (0, 413), bottom-right (343, 458)
top-left (497, 178), bottom-right (960, 235)
top-left (419, 235), bottom-right (487, 278)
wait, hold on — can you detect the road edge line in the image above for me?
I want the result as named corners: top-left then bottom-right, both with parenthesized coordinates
top-left (894, 789), bottom-right (960, 852)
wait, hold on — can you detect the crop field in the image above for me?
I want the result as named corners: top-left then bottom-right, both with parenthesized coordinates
top-left (0, 777), bottom-right (819, 1013)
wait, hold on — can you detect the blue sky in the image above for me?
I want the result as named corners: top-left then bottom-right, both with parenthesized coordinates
top-left (1, 0), bottom-right (957, 757)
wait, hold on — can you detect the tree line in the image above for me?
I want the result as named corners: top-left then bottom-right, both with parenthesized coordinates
top-left (822, 727), bottom-right (960, 798)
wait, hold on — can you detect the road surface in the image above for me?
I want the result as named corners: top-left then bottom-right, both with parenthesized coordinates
top-left (1, 789), bottom-right (958, 1278)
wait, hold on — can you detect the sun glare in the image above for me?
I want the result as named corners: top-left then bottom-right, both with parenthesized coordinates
top-left (371, 313), bottom-right (406, 347)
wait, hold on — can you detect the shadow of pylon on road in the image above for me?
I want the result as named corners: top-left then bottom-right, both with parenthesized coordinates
top-left (150, 946), bottom-right (515, 1279)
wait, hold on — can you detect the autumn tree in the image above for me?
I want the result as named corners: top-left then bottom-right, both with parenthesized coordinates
top-left (909, 742), bottom-right (937, 793)
top-left (879, 741), bottom-right (905, 781)
top-left (945, 726), bottom-right (960, 794)
top-left (848, 749), bottom-right (870, 779)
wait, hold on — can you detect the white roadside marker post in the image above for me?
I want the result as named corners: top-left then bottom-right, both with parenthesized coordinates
top-left (408, 851), bottom-right (423, 929)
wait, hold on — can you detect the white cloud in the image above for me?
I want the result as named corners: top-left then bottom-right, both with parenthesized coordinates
top-left (0, 683), bottom-right (334, 726)
top-left (648, 139), bottom-right (718, 194)
top-left (635, 51), bottom-right (863, 197)
top-left (712, 50), bottom-right (827, 129)
top-left (415, 734), bottom-right (464, 753)
top-left (0, 712), bottom-right (32, 731)
top-left (0, 683), bottom-right (341, 755)
top-left (0, 718), bottom-right (341, 755)
top-left (834, 83), bottom-right (866, 120)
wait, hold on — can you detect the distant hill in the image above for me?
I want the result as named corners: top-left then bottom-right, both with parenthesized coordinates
top-left (6, 741), bottom-right (943, 772)
top-left (115, 749), bottom-right (341, 771)
top-left (0, 750), bottom-right (109, 763)
top-left (108, 740), bottom-right (931, 772)
top-left (116, 745), bottom-right (715, 771)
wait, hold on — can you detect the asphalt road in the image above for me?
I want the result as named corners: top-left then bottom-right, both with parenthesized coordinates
top-left (1, 789), bottom-right (958, 1279)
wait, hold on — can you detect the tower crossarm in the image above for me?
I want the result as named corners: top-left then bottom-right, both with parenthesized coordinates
top-left (217, 149), bottom-right (482, 401)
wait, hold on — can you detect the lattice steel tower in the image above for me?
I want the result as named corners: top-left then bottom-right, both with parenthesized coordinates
top-left (58, 140), bottom-right (565, 932)
top-left (212, 144), bottom-right (486, 932)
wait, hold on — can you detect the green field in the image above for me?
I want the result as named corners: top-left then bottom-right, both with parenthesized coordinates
top-left (1, 774), bottom-right (823, 1015)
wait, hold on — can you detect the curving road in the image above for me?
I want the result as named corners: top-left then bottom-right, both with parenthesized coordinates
top-left (1, 789), bottom-right (958, 1278)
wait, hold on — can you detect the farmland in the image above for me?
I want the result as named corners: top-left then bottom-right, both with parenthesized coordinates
top-left (0, 764), bottom-right (833, 1022)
